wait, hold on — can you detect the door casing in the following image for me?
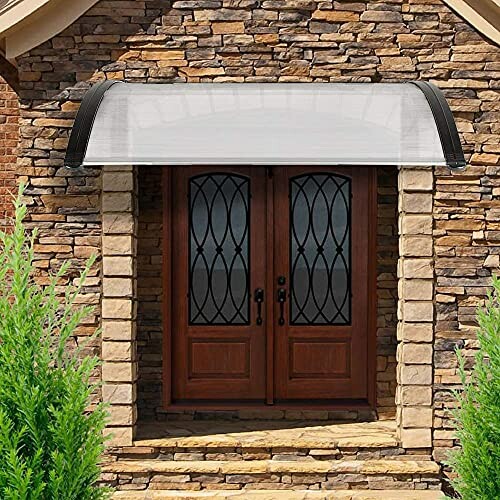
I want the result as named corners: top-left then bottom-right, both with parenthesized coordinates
top-left (162, 166), bottom-right (378, 410)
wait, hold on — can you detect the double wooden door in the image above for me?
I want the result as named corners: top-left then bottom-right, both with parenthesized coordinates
top-left (166, 166), bottom-right (376, 406)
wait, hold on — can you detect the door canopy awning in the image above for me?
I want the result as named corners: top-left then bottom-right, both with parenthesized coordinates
top-left (64, 81), bottom-right (466, 170)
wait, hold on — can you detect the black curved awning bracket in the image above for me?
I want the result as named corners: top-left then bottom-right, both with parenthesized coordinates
top-left (410, 81), bottom-right (466, 170)
top-left (64, 80), bottom-right (122, 168)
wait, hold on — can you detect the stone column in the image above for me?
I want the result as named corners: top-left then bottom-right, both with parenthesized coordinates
top-left (101, 165), bottom-right (138, 447)
top-left (396, 167), bottom-right (434, 449)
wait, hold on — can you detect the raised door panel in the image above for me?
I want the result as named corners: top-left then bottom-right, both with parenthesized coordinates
top-left (172, 167), bottom-right (267, 401)
top-left (273, 166), bottom-right (373, 401)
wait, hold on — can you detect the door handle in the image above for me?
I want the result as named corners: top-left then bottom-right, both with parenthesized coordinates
top-left (254, 288), bottom-right (264, 325)
top-left (277, 288), bottom-right (287, 326)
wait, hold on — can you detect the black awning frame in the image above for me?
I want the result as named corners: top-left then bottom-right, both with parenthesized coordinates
top-left (64, 80), bottom-right (466, 170)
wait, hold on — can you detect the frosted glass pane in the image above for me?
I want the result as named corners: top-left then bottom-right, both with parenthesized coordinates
top-left (84, 83), bottom-right (446, 166)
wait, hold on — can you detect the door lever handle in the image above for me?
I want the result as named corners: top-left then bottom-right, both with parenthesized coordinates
top-left (277, 288), bottom-right (287, 326)
top-left (254, 288), bottom-right (264, 325)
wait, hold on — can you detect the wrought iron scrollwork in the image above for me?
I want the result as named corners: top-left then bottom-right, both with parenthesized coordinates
top-left (189, 173), bottom-right (250, 325)
top-left (289, 173), bottom-right (351, 325)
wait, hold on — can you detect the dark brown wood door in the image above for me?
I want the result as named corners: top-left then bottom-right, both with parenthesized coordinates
top-left (172, 166), bottom-right (267, 401)
top-left (273, 167), bottom-right (373, 402)
top-left (168, 166), bottom-right (375, 406)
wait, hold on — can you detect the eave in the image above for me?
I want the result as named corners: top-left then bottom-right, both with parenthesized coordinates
top-left (0, 0), bottom-right (497, 65)
top-left (0, 0), bottom-right (99, 63)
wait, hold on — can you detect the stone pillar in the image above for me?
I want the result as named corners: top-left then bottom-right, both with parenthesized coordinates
top-left (396, 167), bottom-right (434, 449)
top-left (101, 165), bottom-right (138, 447)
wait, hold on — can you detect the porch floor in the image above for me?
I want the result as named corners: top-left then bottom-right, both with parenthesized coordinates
top-left (134, 419), bottom-right (399, 450)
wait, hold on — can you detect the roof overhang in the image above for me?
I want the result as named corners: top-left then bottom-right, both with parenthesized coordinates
top-left (0, 0), bottom-right (99, 62)
top-left (64, 81), bottom-right (466, 171)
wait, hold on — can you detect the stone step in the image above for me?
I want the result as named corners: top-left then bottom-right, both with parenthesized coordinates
top-left (112, 489), bottom-right (443, 499)
top-left (102, 459), bottom-right (441, 491)
top-left (104, 459), bottom-right (440, 475)
top-left (131, 421), bottom-right (399, 452)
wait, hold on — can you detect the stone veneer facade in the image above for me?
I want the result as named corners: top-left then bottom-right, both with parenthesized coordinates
top-left (0, 0), bottom-right (498, 478)
top-left (0, 72), bottom-right (18, 229)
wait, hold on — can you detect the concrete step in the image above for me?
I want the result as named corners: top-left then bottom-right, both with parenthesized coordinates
top-left (112, 489), bottom-right (444, 499)
top-left (102, 459), bottom-right (441, 491)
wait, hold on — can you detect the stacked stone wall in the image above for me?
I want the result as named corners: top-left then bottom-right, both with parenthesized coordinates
top-left (0, 74), bottom-right (18, 228)
top-left (8, 0), bottom-right (500, 458)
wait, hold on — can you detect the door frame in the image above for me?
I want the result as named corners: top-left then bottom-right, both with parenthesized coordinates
top-left (161, 166), bottom-right (378, 410)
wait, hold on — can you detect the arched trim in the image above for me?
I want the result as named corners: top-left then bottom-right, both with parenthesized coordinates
top-left (410, 82), bottom-right (466, 170)
top-left (64, 80), bottom-right (122, 169)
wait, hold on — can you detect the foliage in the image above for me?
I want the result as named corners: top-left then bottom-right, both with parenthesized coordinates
top-left (447, 276), bottom-right (500, 499)
top-left (0, 189), bottom-right (110, 500)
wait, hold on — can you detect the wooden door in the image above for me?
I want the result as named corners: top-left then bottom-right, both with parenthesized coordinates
top-left (171, 166), bottom-right (267, 402)
top-left (167, 166), bottom-right (375, 406)
top-left (273, 167), bottom-right (373, 402)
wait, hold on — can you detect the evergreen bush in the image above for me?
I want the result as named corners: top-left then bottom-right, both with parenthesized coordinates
top-left (0, 191), bottom-right (110, 499)
top-left (447, 276), bottom-right (500, 499)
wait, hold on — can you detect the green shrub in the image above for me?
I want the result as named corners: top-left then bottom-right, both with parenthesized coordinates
top-left (447, 276), bottom-right (500, 499)
top-left (0, 191), bottom-right (110, 500)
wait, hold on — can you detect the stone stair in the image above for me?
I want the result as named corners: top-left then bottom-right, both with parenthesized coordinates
top-left (102, 420), bottom-right (443, 497)
top-left (113, 491), bottom-right (443, 499)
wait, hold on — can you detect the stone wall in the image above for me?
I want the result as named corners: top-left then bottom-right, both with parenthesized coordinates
top-left (135, 166), bottom-right (399, 421)
top-left (0, 74), bottom-right (18, 228)
top-left (376, 167), bottom-right (399, 419)
top-left (8, 0), bottom-right (500, 459)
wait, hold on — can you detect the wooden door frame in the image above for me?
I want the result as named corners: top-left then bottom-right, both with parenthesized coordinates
top-left (161, 166), bottom-right (378, 411)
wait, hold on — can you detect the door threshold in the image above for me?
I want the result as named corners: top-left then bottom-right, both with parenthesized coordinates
top-left (164, 399), bottom-right (373, 412)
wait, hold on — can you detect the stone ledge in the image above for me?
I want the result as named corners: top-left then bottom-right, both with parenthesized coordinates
top-left (112, 489), bottom-right (443, 499)
top-left (102, 459), bottom-right (440, 475)
top-left (133, 421), bottom-right (398, 450)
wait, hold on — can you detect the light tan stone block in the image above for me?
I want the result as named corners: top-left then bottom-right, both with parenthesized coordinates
top-left (401, 343), bottom-right (432, 364)
top-left (103, 256), bottom-right (134, 277)
top-left (104, 426), bottom-right (134, 447)
top-left (102, 213), bottom-right (135, 234)
top-left (102, 341), bottom-right (133, 361)
top-left (102, 171), bottom-right (134, 192)
top-left (212, 21), bottom-right (245, 34)
top-left (400, 192), bottom-right (432, 213)
top-left (402, 407), bottom-right (433, 428)
top-left (141, 50), bottom-right (185, 61)
top-left (400, 169), bottom-right (433, 192)
top-left (311, 10), bottom-right (359, 22)
top-left (103, 277), bottom-right (134, 297)
top-left (102, 192), bottom-right (133, 213)
top-left (102, 320), bottom-right (135, 341)
top-left (400, 428), bottom-right (432, 448)
top-left (102, 298), bottom-right (134, 319)
top-left (399, 364), bottom-right (432, 385)
top-left (484, 254), bottom-right (499, 268)
top-left (402, 258), bottom-right (433, 279)
top-left (102, 235), bottom-right (135, 256)
top-left (401, 236), bottom-right (433, 257)
top-left (102, 383), bottom-right (136, 405)
top-left (400, 215), bottom-right (433, 235)
top-left (102, 361), bottom-right (137, 383)
top-left (108, 405), bottom-right (136, 426)
top-left (401, 279), bottom-right (433, 300)
top-left (397, 323), bottom-right (433, 342)
top-left (401, 386), bottom-right (432, 406)
top-left (403, 301), bottom-right (434, 322)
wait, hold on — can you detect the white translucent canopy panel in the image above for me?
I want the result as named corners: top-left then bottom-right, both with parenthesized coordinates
top-left (83, 83), bottom-right (447, 166)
